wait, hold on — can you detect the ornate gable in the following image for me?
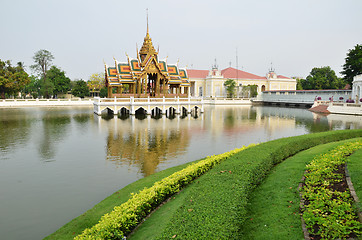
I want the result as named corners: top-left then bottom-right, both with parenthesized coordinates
top-left (104, 16), bottom-right (189, 98)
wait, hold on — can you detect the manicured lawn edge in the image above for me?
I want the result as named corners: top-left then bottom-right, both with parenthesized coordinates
top-left (347, 149), bottom-right (362, 216)
top-left (138, 130), bottom-right (362, 239)
top-left (49, 129), bottom-right (362, 240)
top-left (301, 141), bottom-right (362, 239)
top-left (237, 139), bottom-right (361, 240)
top-left (75, 145), bottom-right (254, 239)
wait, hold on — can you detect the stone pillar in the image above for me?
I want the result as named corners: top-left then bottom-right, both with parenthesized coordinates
top-left (108, 87), bottom-right (112, 98)
top-left (133, 83), bottom-right (136, 95)
top-left (176, 96), bottom-right (180, 114)
top-left (156, 75), bottom-right (160, 97)
top-left (137, 79), bottom-right (141, 96)
top-left (130, 97), bottom-right (135, 115)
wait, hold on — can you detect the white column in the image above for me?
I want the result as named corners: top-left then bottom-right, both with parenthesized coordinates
top-left (130, 97), bottom-right (135, 115)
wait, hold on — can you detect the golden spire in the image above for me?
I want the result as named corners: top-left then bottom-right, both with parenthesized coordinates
top-left (146, 8), bottom-right (149, 36)
top-left (139, 8), bottom-right (156, 57)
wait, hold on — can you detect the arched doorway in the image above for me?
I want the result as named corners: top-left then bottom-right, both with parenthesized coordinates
top-left (261, 85), bottom-right (266, 92)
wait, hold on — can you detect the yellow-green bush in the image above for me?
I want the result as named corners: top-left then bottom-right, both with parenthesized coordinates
top-left (75, 145), bottom-right (254, 239)
top-left (302, 141), bottom-right (362, 239)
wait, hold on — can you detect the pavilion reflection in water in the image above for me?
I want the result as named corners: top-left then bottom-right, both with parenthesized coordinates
top-left (97, 114), bottom-right (203, 176)
top-left (94, 106), bottom-right (362, 177)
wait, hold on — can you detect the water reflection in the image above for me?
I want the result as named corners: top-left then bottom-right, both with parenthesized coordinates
top-left (97, 105), bottom-right (362, 177)
top-left (100, 115), bottom-right (192, 176)
top-left (325, 113), bottom-right (362, 129)
top-left (1, 106), bottom-right (362, 240)
top-left (0, 107), bottom-right (93, 162)
top-left (39, 113), bottom-right (71, 161)
top-left (0, 110), bottom-right (32, 154)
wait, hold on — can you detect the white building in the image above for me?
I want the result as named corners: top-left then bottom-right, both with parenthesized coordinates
top-left (187, 65), bottom-right (296, 97)
top-left (352, 74), bottom-right (362, 102)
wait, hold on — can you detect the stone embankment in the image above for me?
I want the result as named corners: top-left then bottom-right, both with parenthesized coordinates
top-left (309, 100), bottom-right (362, 115)
top-left (0, 98), bottom-right (93, 107)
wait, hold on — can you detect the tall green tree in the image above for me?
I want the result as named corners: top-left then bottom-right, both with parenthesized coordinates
top-left (87, 72), bottom-right (105, 97)
top-left (0, 59), bottom-right (30, 99)
top-left (301, 66), bottom-right (345, 90)
top-left (341, 44), bottom-right (362, 86)
top-left (72, 80), bottom-right (90, 98)
top-left (47, 66), bottom-right (71, 97)
top-left (24, 75), bottom-right (42, 98)
top-left (224, 79), bottom-right (236, 98)
top-left (31, 49), bottom-right (54, 98)
top-left (87, 73), bottom-right (105, 90)
top-left (295, 78), bottom-right (304, 90)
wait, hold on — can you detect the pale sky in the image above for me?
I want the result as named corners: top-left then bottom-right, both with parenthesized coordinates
top-left (1, 0), bottom-right (361, 80)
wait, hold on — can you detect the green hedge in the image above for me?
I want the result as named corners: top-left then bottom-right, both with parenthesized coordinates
top-left (76, 129), bottom-right (362, 239)
top-left (155, 130), bottom-right (362, 239)
top-left (75, 145), bottom-right (254, 239)
top-left (301, 141), bottom-right (362, 239)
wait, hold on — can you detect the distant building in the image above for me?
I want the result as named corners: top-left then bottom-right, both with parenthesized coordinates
top-left (187, 65), bottom-right (296, 97)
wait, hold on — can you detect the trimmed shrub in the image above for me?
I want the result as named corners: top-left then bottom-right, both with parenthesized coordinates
top-left (75, 129), bottom-right (362, 239)
top-left (75, 146), bottom-right (254, 239)
top-left (301, 141), bottom-right (362, 239)
top-left (156, 130), bottom-right (362, 239)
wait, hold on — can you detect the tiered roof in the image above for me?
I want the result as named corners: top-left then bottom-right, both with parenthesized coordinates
top-left (105, 23), bottom-right (189, 87)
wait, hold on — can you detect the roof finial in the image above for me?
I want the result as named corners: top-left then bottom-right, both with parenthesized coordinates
top-left (270, 62), bottom-right (274, 72)
top-left (146, 8), bottom-right (149, 35)
top-left (212, 58), bottom-right (218, 70)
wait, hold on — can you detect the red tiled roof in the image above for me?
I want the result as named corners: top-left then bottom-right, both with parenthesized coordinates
top-left (277, 75), bottom-right (290, 79)
top-left (187, 67), bottom-right (291, 80)
top-left (221, 67), bottom-right (266, 80)
top-left (186, 69), bottom-right (209, 78)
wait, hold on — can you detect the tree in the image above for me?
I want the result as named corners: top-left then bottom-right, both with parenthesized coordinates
top-left (0, 59), bottom-right (30, 99)
top-left (30, 49), bottom-right (54, 80)
top-left (301, 66), bottom-right (345, 90)
top-left (341, 44), bottom-right (362, 86)
top-left (47, 66), bottom-right (71, 97)
top-left (87, 73), bottom-right (105, 90)
top-left (31, 49), bottom-right (54, 98)
top-left (87, 72), bottom-right (105, 97)
top-left (242, 85), bottom-right (258, 98)
top-left (99, 87), bottom-right (108, 98)
top-left (40, 79), bottom-right (54, 98)
top-left (72, 80), bottom-right (89, 98)
top-left (224, 79), bottom-right (236, 98)
top-left (24, 75), bottom-right (42, 98)
top-left (295, 78), bottom-right (304, 90)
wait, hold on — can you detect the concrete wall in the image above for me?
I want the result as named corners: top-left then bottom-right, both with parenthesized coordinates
top-left (0, 98), bottom-right (93, 107)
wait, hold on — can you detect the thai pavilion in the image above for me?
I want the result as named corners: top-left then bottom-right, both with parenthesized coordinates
top-left (104, 23), bottom-right (190, 98)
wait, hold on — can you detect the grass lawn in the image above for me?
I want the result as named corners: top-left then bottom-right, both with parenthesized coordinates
top-left (129, 135), bottom-right (362, 240)
top-left (44, 159), bottom-right (202, 240)
top-left (240, 138), bottom-right (362, 240)
top-left (128, 139), bottom-right (362, 240)
top-left (347, 148), bottom-right (362, 211)
top-left (48, 130), bottom-right (362, 239)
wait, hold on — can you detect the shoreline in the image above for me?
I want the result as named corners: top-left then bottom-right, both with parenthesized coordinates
top-left (0, 98), bottom-right (94, 107)
top-left (0, 97), bottom-right (253, 108)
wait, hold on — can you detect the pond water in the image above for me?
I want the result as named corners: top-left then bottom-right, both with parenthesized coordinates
top-left (0, 105), bottom-right (361, 240)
